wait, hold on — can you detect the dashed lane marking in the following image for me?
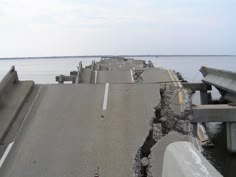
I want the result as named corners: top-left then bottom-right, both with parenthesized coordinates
top-left (130, 69), bottom-right (134, 83)
top-left (95, 71), bottom-right (98, 84)
top-left (0, 142), bottom-right (14, 168)
top-left (102, 83), bottom-right (109, 110)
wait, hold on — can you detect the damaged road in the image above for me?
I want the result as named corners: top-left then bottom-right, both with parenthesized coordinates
top-left (0, 58), bottom-right (195, 177)
top-left (133, 85), bottom-right (193, 177)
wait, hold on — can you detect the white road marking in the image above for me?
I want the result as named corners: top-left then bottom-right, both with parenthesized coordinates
top-left (95, 71), bottom-right (97, 84)
top-left (130, 69), bottom-right (134, 83)
top-left (0, 142), bottom-right (14, 168)
top-left (102, 83), bottom-right (109, 110)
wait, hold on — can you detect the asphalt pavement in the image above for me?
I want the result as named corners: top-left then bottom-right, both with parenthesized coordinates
top-left (0, 58), bottom-right (184, 177)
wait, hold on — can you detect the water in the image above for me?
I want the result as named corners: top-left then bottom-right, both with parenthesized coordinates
top-left (1, 56), bottom-right (235, 84)
top-left (0, 56), bottom-right (236, 176)
top-left (0, 57), bottom-right (97, 83)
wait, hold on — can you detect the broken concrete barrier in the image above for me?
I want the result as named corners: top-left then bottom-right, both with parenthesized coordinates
top-left (162, 141), bottom-right (222, 177)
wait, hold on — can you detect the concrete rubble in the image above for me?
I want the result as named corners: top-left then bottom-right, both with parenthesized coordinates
top-left (133, 84), bottom-right (193, 177)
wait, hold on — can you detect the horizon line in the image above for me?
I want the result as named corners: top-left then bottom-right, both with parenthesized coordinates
top-left (0, 54), bottom-right (235, 60)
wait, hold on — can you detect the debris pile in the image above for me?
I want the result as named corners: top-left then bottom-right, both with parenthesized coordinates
top-left (133, 84), bottom-right (192, 177)
top-left (133, 70), bottom-right (144, 83)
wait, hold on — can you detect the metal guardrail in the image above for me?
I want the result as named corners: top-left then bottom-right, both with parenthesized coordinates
top-left (0, 66), bottom-right (18, 104)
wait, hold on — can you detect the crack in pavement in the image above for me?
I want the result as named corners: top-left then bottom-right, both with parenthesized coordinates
top-left (133, 85), bottom-right (193, 177)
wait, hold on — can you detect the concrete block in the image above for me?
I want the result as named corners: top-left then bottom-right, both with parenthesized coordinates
top-left (151, 132), bottom-right (190, 176)
top-left (200, 66), bottom-right (236, 101)
top-left (162, 141), bottom-right (222, 177)
top-left (80, 69), bottom-right (92, 83)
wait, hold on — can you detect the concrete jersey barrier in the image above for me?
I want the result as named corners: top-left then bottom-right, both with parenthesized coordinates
top-left (0, 66), bottom-right (18, 104)
top-left (162, 141), bottom-right (222, 177)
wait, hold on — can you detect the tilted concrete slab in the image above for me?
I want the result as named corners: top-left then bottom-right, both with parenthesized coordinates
top-left (142, 69), bottom-right (173, 83)
top-left (0, 83), bottom-right (160, 177)
top-left (96, 70), bottom-right (133, 84)
top-left (200, 66), bottom-right (236, 102)
top-left (93, 69), bottom-right (175, 84)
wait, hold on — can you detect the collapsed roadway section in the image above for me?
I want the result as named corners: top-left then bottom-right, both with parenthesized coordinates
top-left (0, 57), bottom-right (222, 177)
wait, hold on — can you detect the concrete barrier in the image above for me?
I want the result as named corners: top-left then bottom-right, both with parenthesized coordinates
top-left (0, 66), bottom-right (18, 104)
top-left (80, 69), bottom-right (92, 83)
top-left (162, 141), bottom-right (222, 177)
top-left (0, 67), bottom-right (34, 144)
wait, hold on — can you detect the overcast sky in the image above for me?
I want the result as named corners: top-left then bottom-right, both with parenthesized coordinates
top-left (0, 0), bottom-right (235, 57)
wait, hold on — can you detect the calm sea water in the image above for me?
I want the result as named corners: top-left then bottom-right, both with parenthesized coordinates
top-left (0, 56), bottom-right (236, 84)
top-left (0, 56), bottom-right (236, 176)
top-left (0, 57), bottom-right (97, 83)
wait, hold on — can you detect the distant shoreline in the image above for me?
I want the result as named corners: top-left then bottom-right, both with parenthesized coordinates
top-left (0, 55), bottom-right (235, 60)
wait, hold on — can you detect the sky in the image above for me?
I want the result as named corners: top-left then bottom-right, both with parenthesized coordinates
top-left (0, 0), bottom-right (235, 57)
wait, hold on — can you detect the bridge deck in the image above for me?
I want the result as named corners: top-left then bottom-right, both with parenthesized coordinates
top-left (0, 61), bottom-right (183, 177)
top-left (0, 84), bottom-right (160, 177)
